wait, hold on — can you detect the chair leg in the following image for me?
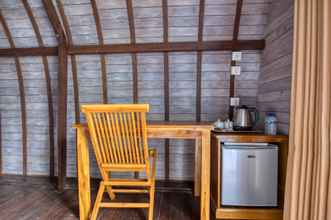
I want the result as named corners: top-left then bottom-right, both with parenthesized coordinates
top-left (90, 182), bottom-right (105, 220)
top-left (148, 184), bottom-right (155, 220)
top-left (106, 186), bottom-right (116, 200)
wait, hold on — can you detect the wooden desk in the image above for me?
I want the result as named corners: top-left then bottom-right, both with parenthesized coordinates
top-left (75, 122), bottom-right (213, 220)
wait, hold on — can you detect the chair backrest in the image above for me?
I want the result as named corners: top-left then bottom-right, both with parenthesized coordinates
top-left (81, 104), bottom-right (150, 172)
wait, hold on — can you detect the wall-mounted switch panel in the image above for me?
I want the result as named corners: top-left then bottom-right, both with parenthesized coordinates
top-left (231, 66), bottom-right (241, 75)
top-left (232, 51), bottom-right (242, 61)
top-left (230, 97), bottom-right (240, 106)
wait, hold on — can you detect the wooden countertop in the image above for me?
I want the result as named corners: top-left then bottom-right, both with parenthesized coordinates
top-left (212, 130), bottom-right (288, 143)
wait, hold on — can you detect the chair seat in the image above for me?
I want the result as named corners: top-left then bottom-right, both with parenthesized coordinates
top-left (101, 163), bottom-right (147, 172)
top-left (104, 178), bottom-right (152, 186)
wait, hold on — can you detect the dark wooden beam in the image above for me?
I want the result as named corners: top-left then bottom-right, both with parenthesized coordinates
top-left (0, 47), bottom-right (58, 57)
top-left (56, 0), bottom-right (80, 124)
top-left (162, 0), bottom-right (170, 180)
top-left (0, 40), bottom-right (265, 57)
top-left (126, 0), bottom-right (139, 103)
top-left (0, 9), bottom-right (28, 177)
top-left (229, 0), bottom-right (244, 120)
top-left (68, 40), bottom-right (264, 55)
top-left (42, 0), bottom-right (67, 43)
top-left (196, 0), bottom-right (205, 123)
top-left (91, 0), bottom-right (108, 103)
top-left (233, 0), bottom-right (244, 41)
top-left (23, 0), bottom-right (55, 179)
top-left (43, 0), bottom-right (68, 191)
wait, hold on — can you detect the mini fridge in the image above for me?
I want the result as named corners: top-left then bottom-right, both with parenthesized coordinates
top-left (221, 143), bottom-right (278, 207)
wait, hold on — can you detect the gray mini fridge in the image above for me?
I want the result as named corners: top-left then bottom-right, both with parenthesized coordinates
top-left (221, 143), bottom-right (278, 207)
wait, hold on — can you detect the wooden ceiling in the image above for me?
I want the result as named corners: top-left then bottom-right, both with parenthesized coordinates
top-left (0, 0), bottom-right (269, 56)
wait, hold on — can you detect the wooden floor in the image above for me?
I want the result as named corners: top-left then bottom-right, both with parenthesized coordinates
top-left (0, 176), bottom-right (200, 220)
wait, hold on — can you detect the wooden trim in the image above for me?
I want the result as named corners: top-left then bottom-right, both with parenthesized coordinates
top-left (229, 0), bottom-right (244, 120)
top-left (162, 0), bottom-right (170, 180)
top-left (15, 57), bottom-right (28, 177)
top-left (42, 57), bottom-right (55, 177)
top-left (23, 0), bottom-right (55, 178)
top-left (57, 45), bottom-right (68, 190)
top-left (126, 0), bottom-right (136, 44)
top-left (55, 0), bottom-right (70, 191)
top-left (131, 54), bottom-right (138, 103)
top-left (0, 40), bottom-right (265, 57)
top-left (196, 51), bottom-right (202, 122)
top-left (91, 0), bottom-right (108, 103)
top-left (0, 47), bottom-right (58, 57)
top-left (56, 0), bottom-right (80, 124)
top-left (0, 10), bottom-right (15, 46)
top-left (0, 10), bottom-right (28, 177)
top-left (71, 55), bottom-right (80, 123)
top-left (126, 0), bottom-right (138, 103)
top-left (42, 0), bottom-right (67, 43)
top-left (69, 40), bottom-right (265, 55)
top-left (196, 0), bottom-right (205, 122)
top-left (233, 0), bottom-right (244, 41)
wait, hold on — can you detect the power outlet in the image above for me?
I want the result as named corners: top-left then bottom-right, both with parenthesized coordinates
top-left (231, 66), bottom-right (241, 75)
top-left (232, 51), bottom-right (242, 61)
top-left (230, 97), bottom-right (240, 106)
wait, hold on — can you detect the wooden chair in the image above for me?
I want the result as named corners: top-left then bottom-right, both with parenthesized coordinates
top-left (81, 104), bottom-right (157, 220)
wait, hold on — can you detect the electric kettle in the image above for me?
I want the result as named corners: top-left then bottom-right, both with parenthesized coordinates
top-left (233, 105), bottom-right (258, 131)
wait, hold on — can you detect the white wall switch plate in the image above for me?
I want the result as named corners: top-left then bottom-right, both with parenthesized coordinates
top-left (230, 97), bottom-right (240, 106)
top-left (231, 66), bottom-right (241, 75)
top-left (232, 51), bottom-right (242, 61)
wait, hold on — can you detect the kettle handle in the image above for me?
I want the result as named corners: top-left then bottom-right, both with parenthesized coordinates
top-left (250, 109), bottom-right (259, 126)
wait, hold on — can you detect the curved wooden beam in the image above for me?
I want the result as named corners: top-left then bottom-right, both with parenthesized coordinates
top-left (22, 0), bottom-right (55, 178)
top-left (126, 0), bottom-right (138, 103)
top-left (56, 0), bottom-right (80, 123)
top-left (196, 0), bottom-right (205, 122)
top-left (0, 9), bottom-right (28, 176)
top-left (91, 0), bottom-right (108, 103)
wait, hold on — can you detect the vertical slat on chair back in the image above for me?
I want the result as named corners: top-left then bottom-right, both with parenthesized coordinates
top-left (81, 104), bottom-right (149, 168)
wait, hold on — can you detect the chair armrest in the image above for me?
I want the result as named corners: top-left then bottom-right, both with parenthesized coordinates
top-left (73, 123), bottom-right (90, 138)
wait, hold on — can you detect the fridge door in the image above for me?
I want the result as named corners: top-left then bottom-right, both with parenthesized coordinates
top-left (221, 145), bottom-right (278, 206)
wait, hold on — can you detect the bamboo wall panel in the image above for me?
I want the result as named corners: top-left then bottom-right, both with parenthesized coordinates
top-left (0, 24), bottom-right (10, 48)
top-left (257, 0), bottom-right (293, 134)
top-left (0, 57), bottom-right (22, 174)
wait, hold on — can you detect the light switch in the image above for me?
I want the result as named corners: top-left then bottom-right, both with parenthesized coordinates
top-left (231, 66), bottom-right (241, 75)
top-left (232, 51), bottom-right (242, 61)
top-left (230, 97), bottom-right (240, 106)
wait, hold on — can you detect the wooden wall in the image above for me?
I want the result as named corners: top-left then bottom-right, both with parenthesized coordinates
top-left (257, 0), bottom-right (293, 134)
top-left (0, 0), bottom-right (270, 179)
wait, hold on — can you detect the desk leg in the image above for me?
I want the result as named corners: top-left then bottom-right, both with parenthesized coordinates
top-left (194, 137), bottom-right (201, 197)
top-left (76, 127), bottom-right (91, 220)
top-left (200, 130), bottom-right (211, 220)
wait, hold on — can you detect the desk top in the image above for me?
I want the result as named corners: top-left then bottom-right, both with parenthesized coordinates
top-left (148, 121), bottom-right (214, 129)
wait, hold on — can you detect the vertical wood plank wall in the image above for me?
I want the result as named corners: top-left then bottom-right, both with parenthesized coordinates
top-left (257, 0), bottom-right (294, 134)
top-left (0, 0), bottom-right (270, 179)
